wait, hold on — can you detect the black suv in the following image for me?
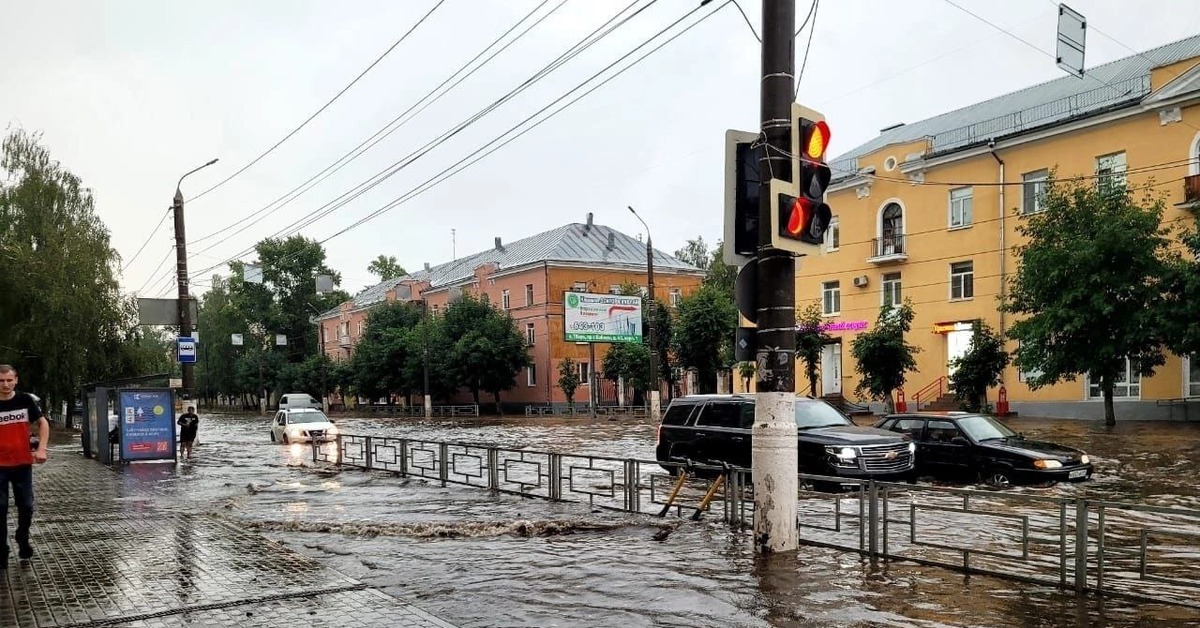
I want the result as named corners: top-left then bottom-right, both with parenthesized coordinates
top-left (655, 394), bottom-right (915, 483)
top-left (874, 412), bottom-right (1094, 487)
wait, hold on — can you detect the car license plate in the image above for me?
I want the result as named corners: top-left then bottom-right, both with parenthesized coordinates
top-left (1069, 469), bottom-right (1086, 479)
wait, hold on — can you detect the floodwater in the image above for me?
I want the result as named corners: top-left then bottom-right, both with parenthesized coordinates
top-left (117, 413), bottom-right (1200, 627)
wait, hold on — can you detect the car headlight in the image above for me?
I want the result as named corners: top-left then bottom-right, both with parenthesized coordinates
top-left (908, 442), bottom-right (916, 454)
top-left (327, 425), bottom-right (339, 435)
top-left (1080, 454), bottom-right (1090, 464)
top-left (826, 446), bottom-right (857, 459)
top-left (1033, 459), bottom-right (1063, 469)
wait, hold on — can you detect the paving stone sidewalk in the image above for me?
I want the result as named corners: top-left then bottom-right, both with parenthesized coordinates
top-left (0, 444), bottom-right (457, 628)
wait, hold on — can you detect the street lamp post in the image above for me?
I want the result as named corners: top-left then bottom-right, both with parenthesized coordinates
top-left (628, 206), bottom-right (660, 421)
top-left (174, 158), bottom-right (219, 402)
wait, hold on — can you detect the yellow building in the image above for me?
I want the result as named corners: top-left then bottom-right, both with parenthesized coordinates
top-left (791, 34), bottom-right (1200, 420)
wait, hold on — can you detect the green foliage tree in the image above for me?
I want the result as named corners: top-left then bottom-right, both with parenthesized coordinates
top-left (737, 361), bottom-right (755, 391)
top-left (674, 285), bottom-right (737, 394)
top-left (254, 236), bottom-right (344, 362)
top-left (348, 302), bottom-right (424, 401)
top-left (602, 342), bottom-right (651, 402)
top-left (850, 301), bottom-right (921, 412)
top-left (558, 356), bottom-right (580, 414)
top-left (1003, 176), bottom-right (1172, 425)
top-left (367, 255), bottom-right (406, 281)
top-left (0, 129), bottom-right (147, 410)
top-left (442, 295), bottom-right (530, 412)
top-left (948, 320), bottom-right (1010, 413)
top-left (704, 240), bottom-right (737, 297)
top-left (1163, 216), bottom-right (1200, 361)
top-left (796, 302), bottom-right (833, 396)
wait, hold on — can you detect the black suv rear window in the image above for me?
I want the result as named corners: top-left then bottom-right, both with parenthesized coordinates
top-left (696, 402), bottom-right (751, 428)
top-left (661, 403), bottom-right (696, 426)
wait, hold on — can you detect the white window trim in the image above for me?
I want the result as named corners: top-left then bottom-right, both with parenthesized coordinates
top-left (502, 289), bottom-right (511, 310)
top-left (525, 284), bottom-right (535, 306)
top-left (525, 323), bottom-right (535, 346)
top-left (880, 272), bottom-right (901, 308)
top-left (578, 362), bottom-right (591, 386)
top-left (875, 198), bottom-right (907, 238)
top-left (1185, 353), bottom-right (1200, 397)
top-left (1022, 170), bottom-right (1049, 215)
top-left (825, 216), bottom-right (840, 251)
top-left (948, 187), bottom-right (973, 229)
top-left (526, 365), bottom-right (536, 387)
top-left (1084, 358), bottom-right (1141, 401)
top-left (1190, 132), bottom-right (1200, 176)
top-left (669, 288), bottom-right (682, 307)
top-left (822, 281), bottom-right (841, 316)
top-left (1095, 151), bottom-right (1128, 188)
top-left (949, 262), bottom-right (974, 302)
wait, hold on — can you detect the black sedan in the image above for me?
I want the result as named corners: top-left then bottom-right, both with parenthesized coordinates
top-left (873, 412), bottom-right (1093, 487)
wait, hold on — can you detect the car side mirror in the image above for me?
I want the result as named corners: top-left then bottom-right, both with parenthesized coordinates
top-left (951, 436), bottom-right (969, 446)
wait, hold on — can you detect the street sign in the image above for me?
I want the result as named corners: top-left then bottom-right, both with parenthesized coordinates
top-left (734, 258), bottom-right (757, 324)
top-left (177, 336), bottom-right (197, 363)
top-left (137, 298), bottom-right (198, 326)
top-left (231, 333), bottom-right (244, 346)
top-left (735, 327), bottom-right (756, 363)
top-left (1056, 4), bottom-right (1086, 78)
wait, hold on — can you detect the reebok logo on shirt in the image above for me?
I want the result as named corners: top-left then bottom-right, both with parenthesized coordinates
top-left (0, 408), bottom-right (30, 426)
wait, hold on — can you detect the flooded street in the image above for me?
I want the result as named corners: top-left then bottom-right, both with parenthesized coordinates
top-left (113, 412), bottom-right (1200, 627)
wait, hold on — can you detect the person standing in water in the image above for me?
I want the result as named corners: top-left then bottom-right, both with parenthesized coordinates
top-left (177, 406), bottom-right (199, 460)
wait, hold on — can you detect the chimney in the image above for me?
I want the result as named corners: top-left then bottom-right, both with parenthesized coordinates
top-left (880, 122), bottom-right (905, 134)
top-left (494, 236), bottom-right (504, 251)
top-left (585, 212), bottom-right (593, 233)
top-left (424, 262), bottom-right (430, 271)
top-left (606, 231), bottom-right (615, 250)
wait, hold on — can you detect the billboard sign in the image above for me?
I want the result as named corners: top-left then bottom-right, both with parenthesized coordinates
top-left (118, 389), bottom-right (177, 462)
top-left (564, 292), bottom-right (643, 343)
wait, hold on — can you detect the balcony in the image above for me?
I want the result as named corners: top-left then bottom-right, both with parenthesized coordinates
top-left (339, 334), bottom-right (352, 348)
top-left (1184, 173), bottom-right (1200, 207)
top-left (867, 235), bottom-right (908, 264)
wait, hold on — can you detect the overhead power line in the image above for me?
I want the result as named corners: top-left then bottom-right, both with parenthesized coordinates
top-left (184, 0), bottom-right (448, 205)
top-left (121, 207), bottom-right (171, 272)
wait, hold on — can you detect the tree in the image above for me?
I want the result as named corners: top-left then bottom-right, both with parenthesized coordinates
top-left (674, 285), bottom-right (737, 394)
top-left (673, 236), bottom-right (711, 270)
top-left (850, 301), bottom-right (921, 412)
top-left (704, 241), bottom-right (737, 297)
top-left (0, 129), bottom-right (141, 410)
top-left (1003, 176), bottom-right (1171, 425)
top-left (737, 361), bottom-right (755, 391)
top-left (949, 320), bottom-right (1010, 413)
top-left (602, 342), bottom-right (651, 403)
top-left (367, 255), bottom-right (406, 281)
top-left (442, 295), bottom-right (530, 412)
top-left (254, 236), bottom-right (344, 363)
top-left (796, 302), bottom-right (833, 396)
top-left (1163, 215), bottom-right (1200, 361)
top-left (558, 357), bottom-right (580, 414)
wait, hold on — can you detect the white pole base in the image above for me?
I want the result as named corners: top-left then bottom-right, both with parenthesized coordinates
top-left (751, 391), bottom-right (799, 553)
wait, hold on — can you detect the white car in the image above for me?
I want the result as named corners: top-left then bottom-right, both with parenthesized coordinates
top-left (270, 408), bottom-right (339, 444)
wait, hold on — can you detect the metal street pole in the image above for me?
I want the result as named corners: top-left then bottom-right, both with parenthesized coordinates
top-left (422, 299), bottom-right (432, 418)
top-left (752, 0), bottom-right (799, 554)
top-left (173, 158), bottom-right (218, 402)
top-left (628, 206), bottom-right (660, 420)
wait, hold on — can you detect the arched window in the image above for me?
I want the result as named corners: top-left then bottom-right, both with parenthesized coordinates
top-left (881, 203), bottom-right (904, 254)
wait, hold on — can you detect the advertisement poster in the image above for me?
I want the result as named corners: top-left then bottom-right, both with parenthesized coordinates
top-left (119, 389), bottom-right (176, 462)
top-left (563, 292), bottom-right (643, 343)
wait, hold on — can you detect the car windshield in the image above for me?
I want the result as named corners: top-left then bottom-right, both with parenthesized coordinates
top-left (795, 400), bottom-right (852, 429)
top-left (288, 411), bottom-right (330, 424)
top-left (957, 415), bottom-right (1017, 441)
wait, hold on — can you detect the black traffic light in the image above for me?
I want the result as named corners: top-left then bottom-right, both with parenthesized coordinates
top-left (776, 118), bottom-right (832, 246)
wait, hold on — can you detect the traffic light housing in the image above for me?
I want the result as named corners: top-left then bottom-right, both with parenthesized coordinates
top-left (722, 129), bottom-right (764, 267)
top-left (770, 104), bottom-right (833, 253)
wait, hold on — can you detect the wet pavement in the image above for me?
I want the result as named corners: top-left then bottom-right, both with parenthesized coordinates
top-left (10, 412), bottom-right (1200, 627)
top-left (0, 435), bottom-right (456, 627)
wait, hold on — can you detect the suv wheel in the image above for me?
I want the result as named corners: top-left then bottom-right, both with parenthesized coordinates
top-left (982, 468), bottom-right (1011, 488)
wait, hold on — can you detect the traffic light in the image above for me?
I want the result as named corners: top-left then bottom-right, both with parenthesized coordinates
top-left (768, 104), bottom-right (833, 253)
top-left (722, 129), bottom-right (763, 267)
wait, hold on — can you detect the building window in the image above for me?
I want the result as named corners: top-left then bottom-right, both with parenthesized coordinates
top-left (525, 323), bottom-right (535, 346)
top-left (578, 361), bottom-right (591, 386)
top-left (1022, 169), bottom-right (1049, 214)
top-left (1096, 151), bottom-right (1127, 190)
top-left (1087, 358), bottom-right (1140, 399)
top-left (825, 216), bottom-right (840, 250)
top-left (948, 187), bottom-right (973, 228)
top-left (356, 321), bottom-right (364, 337)
top-left (879, 202), bottom-right (904, 255)
top-left (1017, 340), bottom-right (1045, 384)
top-left (502, 289), bottom-right (510, 310)
top-left (432, 304), bottom-right (439, 315)
top-left (609, 284), bottom-right (621, 295)
top-left (669, 288), bottom-right (682, 307)
top-left (1189, 354), bottom-right (1200, 397)
top-left (822, 281), bottom-right (841, 316)
top-left (881, 272), bottom-right (901, 308)
top-left (527, 365), bottom-right (536, 387)
top-left (525, 283), bottom-right (535, 306)
top-left (572, 281), bottom-right (587, 292)
top-left (950, 261), bottom-right (974, 300)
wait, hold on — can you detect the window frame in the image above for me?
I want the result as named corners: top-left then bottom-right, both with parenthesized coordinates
top-left (821, 280), bottom-right (841, 316)
top-left (525, 322), bottom-right (535, 346)
top-left (669, 288), bottom-right (682, 307)
top-left (501, 289), bottom-right (511, 310)
top-left (1022, 169), bottom-right (1049, 214)
top-left (949, 261), bottom-right (974, 301)
top-left (881, 272), bottom-right (902, 309)
top-left (526, 365), bottom-right (536, 387)
top-left (948, 186), bottom-right (974, 229)
top-left (525, 283), bottom-right (535, 306)
top-left (825, 215), bottom-right (840, 251)
top-left (1096, 151), bottom-right (1128, 190)
top-left (1086, 357), bottom-right (1141, 400)
top-left (578, 361), bottom-right (591, 387)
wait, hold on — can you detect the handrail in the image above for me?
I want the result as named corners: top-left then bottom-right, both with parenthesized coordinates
top-left (913, 376), bottom-right (947, 409)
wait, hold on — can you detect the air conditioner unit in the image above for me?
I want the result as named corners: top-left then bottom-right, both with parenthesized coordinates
top-left (853, 275), bottom-right (869, 288)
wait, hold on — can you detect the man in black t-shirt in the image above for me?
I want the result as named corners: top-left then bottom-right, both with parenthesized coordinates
top-left (0, 364), bottom-right (49, 568)
top-left (177, 407), bottom-right (199, 460)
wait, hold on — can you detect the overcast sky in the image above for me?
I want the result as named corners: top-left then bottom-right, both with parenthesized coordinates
top-left (3, 0), bottom-right (1198, 298)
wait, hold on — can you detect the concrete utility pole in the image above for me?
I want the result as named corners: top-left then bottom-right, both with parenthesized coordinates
top-left (628, 206), bottom-right (660, 420)
top-left (752, 0), bottom-right (799, 554)
top-left (422, 299), bottom-right (432, 418)
top-left (173, 158), bottom-right (218, 402)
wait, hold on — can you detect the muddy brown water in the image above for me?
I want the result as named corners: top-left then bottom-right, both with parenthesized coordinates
top-left (89, 413), bottom-right (1200, 627)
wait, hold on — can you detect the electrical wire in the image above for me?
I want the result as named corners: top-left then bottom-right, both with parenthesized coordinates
top-left (794, 0), bottom-right (819, 95)
top-left (824, 154), bottom-right (1198, 187)
top-left (188, 0), bottom-right (568, 248)
top-left (136, 245), bottom-right (175, 294)
top-left (185, 0), bottom-right (448, 205)
top-left (185, 0), bottom-right (657, 277)
top-left (186, 0), bottom-right (710, 284)
top-left (121, 208), bottom-right (171, 272)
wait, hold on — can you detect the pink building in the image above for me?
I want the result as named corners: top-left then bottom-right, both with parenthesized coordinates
top-left (315, 214), bottom-right (706, 407)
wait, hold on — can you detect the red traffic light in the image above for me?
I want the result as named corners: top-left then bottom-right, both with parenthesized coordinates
top-left (780, 194), bottom-right (831, 244)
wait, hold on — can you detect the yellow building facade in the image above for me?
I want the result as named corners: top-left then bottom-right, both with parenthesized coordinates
top-left (777, 35), bottom-right (1200, 420)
